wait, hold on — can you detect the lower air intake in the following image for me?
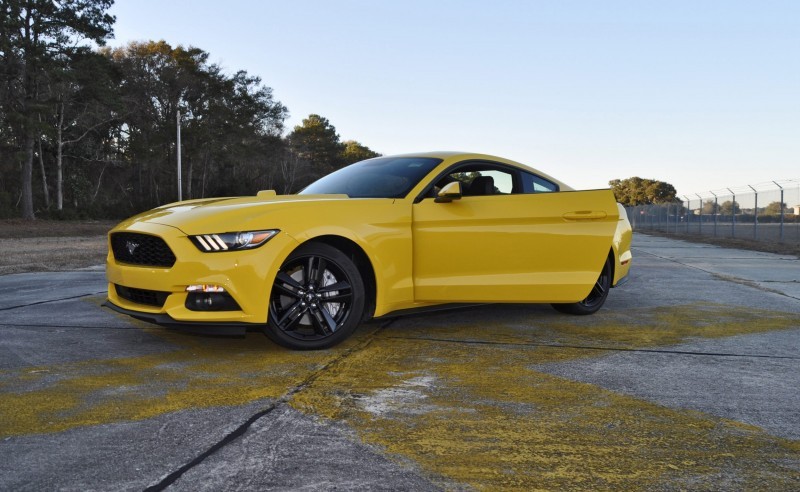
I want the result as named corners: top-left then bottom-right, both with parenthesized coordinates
top-left (115, 284), bottom-right (170, 308)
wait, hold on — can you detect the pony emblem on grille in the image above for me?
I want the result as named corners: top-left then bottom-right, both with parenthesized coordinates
top-left (126, 241), bottom-right (139, 256)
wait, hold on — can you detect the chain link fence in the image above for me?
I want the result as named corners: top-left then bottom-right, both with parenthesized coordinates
top-left (625, 180), bottom-right (800, 243)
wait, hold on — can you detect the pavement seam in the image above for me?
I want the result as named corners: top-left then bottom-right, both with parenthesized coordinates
top-left (0, 291), bottom-right (107, 311)
top-left (142, 404), bottom-right (280, 492)
top-left (143, 320), bottom-right (391, 491)
top-left (632, 248), bottom-right (800, 302)
top-left (385, 335), bottom-right (800, 360)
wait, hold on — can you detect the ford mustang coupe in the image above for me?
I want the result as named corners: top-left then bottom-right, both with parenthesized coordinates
top-left (106, 152), bottom-right (632, 349)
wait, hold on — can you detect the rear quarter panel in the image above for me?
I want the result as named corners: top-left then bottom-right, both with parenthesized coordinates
top-left (612, 202), bottom-right (633, 285)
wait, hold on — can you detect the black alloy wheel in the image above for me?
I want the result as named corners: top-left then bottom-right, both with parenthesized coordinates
top-left (552, 255), bottom-right (612, 315)
top-left (265, 242), bottom-right (365, 350)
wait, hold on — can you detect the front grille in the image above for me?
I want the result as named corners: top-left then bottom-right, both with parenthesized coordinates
top-left (115, 284), bottom-right (170, 307)
top-left (111, 232), bottom-right (176, 267)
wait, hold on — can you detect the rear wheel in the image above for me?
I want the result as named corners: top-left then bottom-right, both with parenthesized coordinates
top-left (265, 242), bottom-right (365, 350)
top-left (552, 256), bottom-right (612, 315)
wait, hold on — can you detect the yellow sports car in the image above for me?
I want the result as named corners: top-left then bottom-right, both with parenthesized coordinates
top-left (106, 152), bottom-right (632, 349)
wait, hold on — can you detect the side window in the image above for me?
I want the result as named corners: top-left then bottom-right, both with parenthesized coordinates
top-left (478, 170), bottom-right (513, 194)
top-left (440, 168), bottom-right (514, 196)
top-left (424, 162), bottom-right (552, 200)
top-left (521, 171), bottom-right (558, 193)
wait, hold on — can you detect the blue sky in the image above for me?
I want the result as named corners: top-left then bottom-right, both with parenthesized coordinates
top-left (108, 0), bottom-right (799, 195)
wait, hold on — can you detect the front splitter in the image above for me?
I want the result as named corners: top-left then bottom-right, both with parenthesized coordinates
top-left (103, 300), bottom-right (251, 337)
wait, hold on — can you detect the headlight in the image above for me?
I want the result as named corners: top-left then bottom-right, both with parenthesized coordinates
top-left (189, 230), bottom-right (279, 252)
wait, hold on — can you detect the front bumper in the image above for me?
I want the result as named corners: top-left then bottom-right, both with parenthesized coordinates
top-left (103, 301), bottom-right (250, 336)
top-left (105, 221), bottom-right (299, 325)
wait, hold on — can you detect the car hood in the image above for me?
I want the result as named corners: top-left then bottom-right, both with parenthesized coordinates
top-left (116, 193), bottom-right (351, 236)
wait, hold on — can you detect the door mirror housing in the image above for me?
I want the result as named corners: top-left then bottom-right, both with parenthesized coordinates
top-left (435, 182), bottom-right (462, 203)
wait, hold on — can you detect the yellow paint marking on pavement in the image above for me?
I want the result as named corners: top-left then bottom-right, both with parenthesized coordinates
top-left (291, 340), bottom-right (799, 490)
top-left (0, 300), bottom-right (386, 438)
top-left (1, 301), bottom-right (797, 490)
top-left (379, 302), bottom-right (798, 366)
top-left (0, 327), bottom-right (366, 438)
top-left (291, 304), bottom-right (800, 490)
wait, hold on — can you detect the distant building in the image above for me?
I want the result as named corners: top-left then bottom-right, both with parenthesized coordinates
top-left (794, 205), bottom-right (800, 215)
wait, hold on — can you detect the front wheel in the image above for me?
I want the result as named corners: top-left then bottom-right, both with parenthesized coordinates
top-left (265, 242), bottom-right (365, 350)
top-left (551, 256), bottom-right (612, 315)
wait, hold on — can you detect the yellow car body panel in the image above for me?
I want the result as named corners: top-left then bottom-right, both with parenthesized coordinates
top-left (106, 220), bottom-right (301, 323)
top-left (612, 202), bottom-right (633, 285)
top-left (106, 151), bottom-right (632, 331)
top-left (107, 198), bottom-right (422, 322)
top-left (412, 189), bottom-right (619, 302)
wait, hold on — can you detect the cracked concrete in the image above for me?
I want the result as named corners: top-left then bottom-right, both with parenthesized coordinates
top-left (1, 233), bottom-right (799, 490)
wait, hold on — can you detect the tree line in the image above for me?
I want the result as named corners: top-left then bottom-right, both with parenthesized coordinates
top-left (1, 1), bottom-right (378, 220)
top-left (9, 2), bottom-right (760, 222)
top-left (610, 177), bottom-right (794, 217)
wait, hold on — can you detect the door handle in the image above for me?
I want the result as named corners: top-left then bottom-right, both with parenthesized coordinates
top-left (563, 211), bottom-right (607, 220)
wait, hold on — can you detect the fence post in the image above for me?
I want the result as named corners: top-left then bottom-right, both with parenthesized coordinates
top-left (684, 196), bottom-right (690, 233)
top-left (710, 191), bottom-right (718, 237)
top-left (675, 201), bottom-right (680, 234)
top-left (773, 181), bottom-right (784, 242)
top-left (727, 188), bottom-right (735, 238)
top-left (696, 193), bottom-right (703, 235)
top-left (748, 185), bottom-right (758, 240)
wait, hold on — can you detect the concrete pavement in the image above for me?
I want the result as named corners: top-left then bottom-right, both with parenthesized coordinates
top-left (1, 233), bottom-right (798, 490)
top-left (632, 234), bottom-right (800, 300)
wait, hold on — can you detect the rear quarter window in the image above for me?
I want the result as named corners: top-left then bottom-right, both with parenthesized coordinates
top-left (522, 172), bottom-right (559, 193)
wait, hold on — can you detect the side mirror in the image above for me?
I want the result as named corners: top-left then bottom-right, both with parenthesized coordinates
top-left (435, 181), bottom-right (462, 203)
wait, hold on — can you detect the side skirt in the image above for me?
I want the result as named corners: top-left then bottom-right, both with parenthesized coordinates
top-left (375, 302), bottom-right (485, 321)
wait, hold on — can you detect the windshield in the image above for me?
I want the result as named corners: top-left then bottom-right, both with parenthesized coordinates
top-left (299, 157), bottom-right (443, 198)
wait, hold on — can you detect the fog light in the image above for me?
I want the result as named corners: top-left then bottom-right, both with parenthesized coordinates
top-left (185, 291), bottom-right (241, 311)
top-left (186, 284), bottom-right (226, 293)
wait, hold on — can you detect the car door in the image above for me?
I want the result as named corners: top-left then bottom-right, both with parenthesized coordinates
top-left (411, 164), bottom-right (619, 303)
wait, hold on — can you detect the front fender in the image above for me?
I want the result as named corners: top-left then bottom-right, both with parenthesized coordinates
top-left (282, 206), bottom-right (416, 317)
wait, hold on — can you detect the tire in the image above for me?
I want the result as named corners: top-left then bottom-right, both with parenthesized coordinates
top-left (264, 242), bottom-right (365, 350)
top-left (551, 255), bottom-right (612, 315)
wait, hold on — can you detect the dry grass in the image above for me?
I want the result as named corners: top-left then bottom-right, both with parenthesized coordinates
top-left (0, 220), bottom-right (116, 275)
top-left (0, 219), bottom-right (116, 238)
